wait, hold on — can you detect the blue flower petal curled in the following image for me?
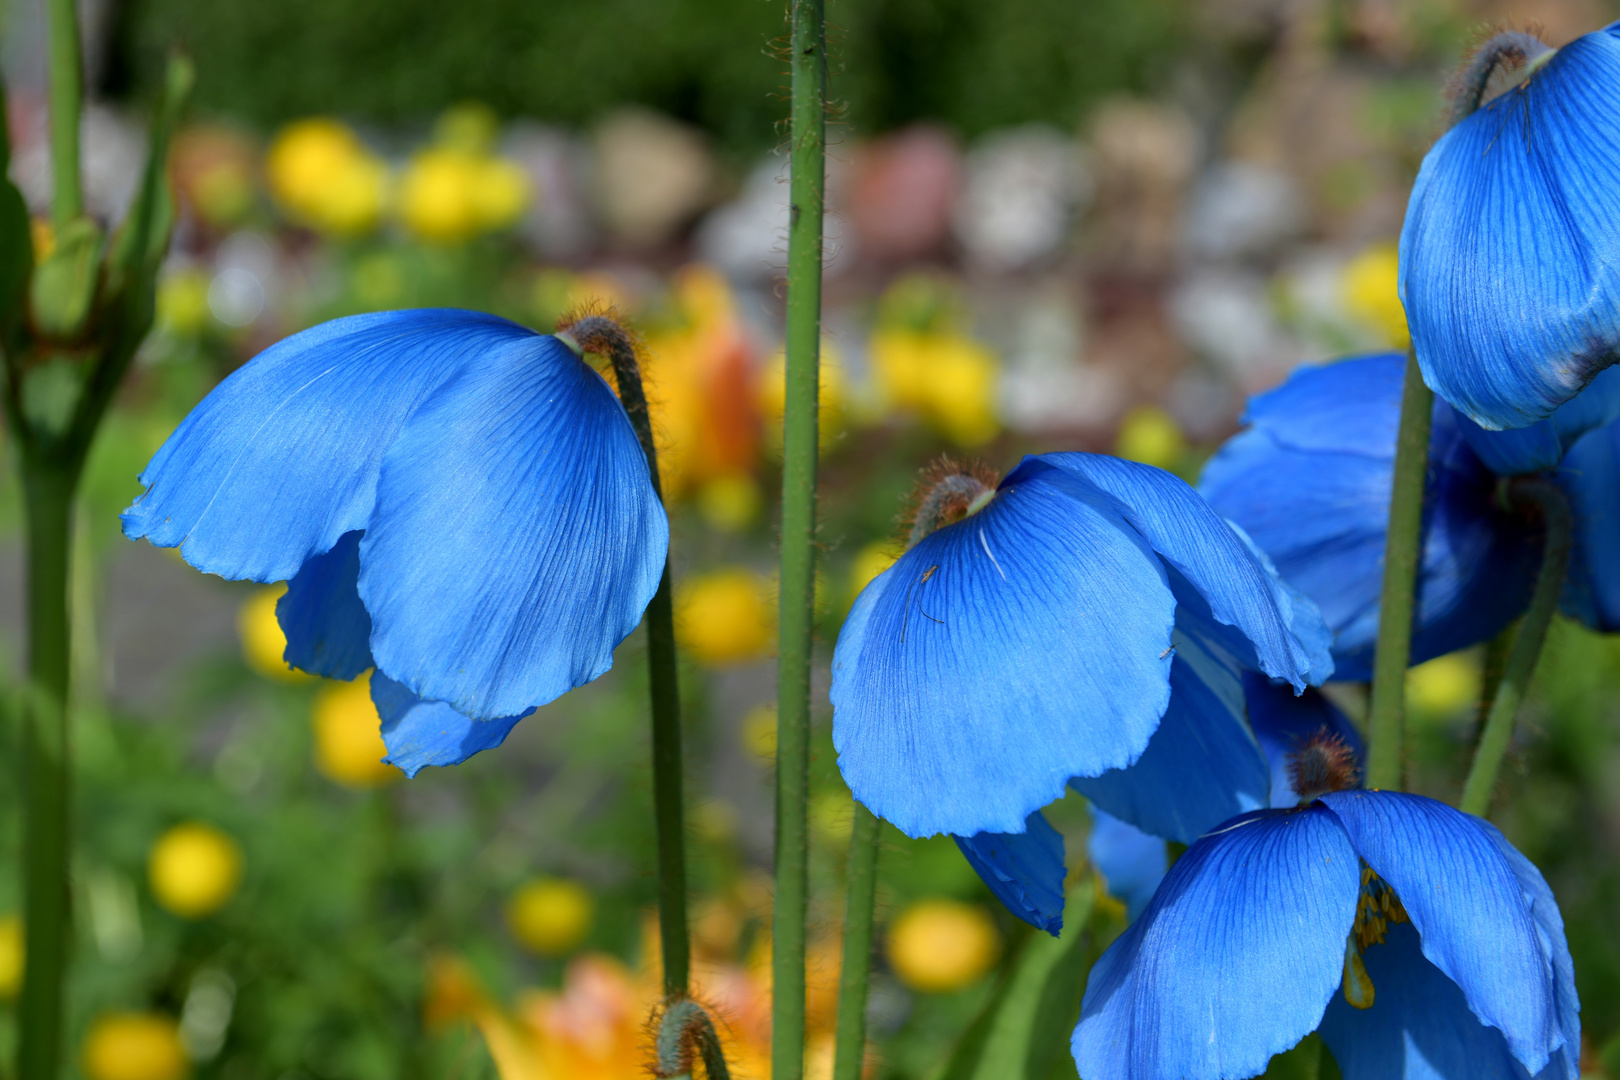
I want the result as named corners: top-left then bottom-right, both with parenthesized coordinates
top-left (359, 333), bottom-right (667, 721)
top-left (1202, 354), bottom-right (1540, 680)
top-left (830, 461), bottom-right (1175, 838)
top-left (1457, 366), bottom-right (1620, 475)
top-left (1557, 420), bottom-right (1620, 630)
top-left (1400, 22), bottom-right (1620, 431)
top-left (1319, 791), bottom-right (1561, 1074)
top-left (1069, 628), bottom-right (1269, 843)
top-left (278, 529), bottom-right (374, 681)
top-left (1072, 805), bottom-right (1359, 1080)
top-left (1318, 921), bottom-right (1566, 1080)
top-left (1036, 453), bottom-right (1330, 687)
top-left (1242, 672), bottom-right (1364, 808)
top-left (123, 310), bottom-right (537, 582)
top-left (1084, 805), bottom-right (1166, 921)
top-left (372, 671), bottom-right (533, 777)
top-left (954, 811), bottom-right (1066, 935)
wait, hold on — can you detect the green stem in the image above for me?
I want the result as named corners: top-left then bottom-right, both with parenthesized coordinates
top-left (18, 464), bottom-right (77, 1080)
top-left (1471, 621), bottom-right (1514, 745)
top-left (774, 2), bottom-right (826, 1077)
top-left (46, 0), bottom-right (84, 227)
top-left (1365, 350), bottom-right (1433, 791)
top-left (1460, 478), bottom-right (1571, 817)
top-left (832, 807), bottom-right (880, 1080)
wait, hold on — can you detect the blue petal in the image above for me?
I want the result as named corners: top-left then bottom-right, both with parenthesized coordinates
top-left (1458, 366), bottom-right (1620, 475)
top-left (359, 334), bottom-right (667, 720)
top-left (1319, 791), bottom-right (1560, 1074)
top-left (1085, 804), bottom-right (1166, 921)
top-left (1036, 453), bottom-right (1330, 687)
top-left (1201, 357), bottom-right (1540, 680)
top-left (1242, 672), bottom-right (1364, 808)
top-left (1319, 921), bottom-right (1561, 1080)
top-left (1557, 419), bottom-right (1620, 630)
top-left (372, 671), bottom-right (533, 778)
top-left (830, 461), bottom-right (1175, 837)
top-left (1400, 23), bottom-right (1620, 430)
top-left (1072, 805), bottom-right (1359, 1080)
top-left (954, 811), bottom-right (1066, 935)
top-left (277, 530), bottom-right (374, 681)
top-left (123, 310), bottom-right (538, 582)
top-left (1070, 628), bottom-right (1269, 843)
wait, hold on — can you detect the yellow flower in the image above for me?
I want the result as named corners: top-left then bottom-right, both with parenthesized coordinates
top-left (758, 339), bottom-right (847, 455)
top-left (156, 270), bottom-right (211, 337)
top-left (311, 672), bottom-right (400, 788)
top-left (696, 474), bottom-right (763, 532)
top-left (885, 899), bottom-right (1000, 993)
top-left (1408, 652), bottom-right (1478, 718)
top-left (741, 703), bottom-right (778, 763)
top-left (869, 329), bottom-right (999, 447)
top-left (506, 879), bottom-right (594, 956)
top-left (266, 118), bottom-right (389, 236)
top-left (237, 584), bottom-right (313, 683)
top-left (0, 914), bottom-right (22, 999)
top-left (810, 790), bottom-right (855, 845)
top-left (1114, 405), bottom-right (1186, 471)
top-left (1343, 242), bottom-right (1410, 348)
top-left (148, 823), bottom-right (243, 919)
top-left (675, 568), bottom-right (776, 665)
top-left (398, 148), bottom-right (528, 244)
top-left (82, 1014), bottom-right (187, 1080)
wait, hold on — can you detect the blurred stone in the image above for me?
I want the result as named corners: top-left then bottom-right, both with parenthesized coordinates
top-left (504, 123), bottom-right (596, 258)
top-left (590, 109), bottom-right (717, 248)
top-left (1182, 160), bottom-right (1303, 261)
top-left (998, 290), bottom-right (1123, 433)
top-left (953, 125), bottom-right (1093, 272)
top-left (11, 103), bottom-right (145, 222)
top-left (1088, 99), bottom-right (1199, 274)
top-left (849, 124), bottom-right (961, 264)
top-left (1169, 269), bottom-right (1301, 389)
top-left (695, 153), bottom-right (855, 280)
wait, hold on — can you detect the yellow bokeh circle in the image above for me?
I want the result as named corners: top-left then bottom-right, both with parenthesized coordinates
top-left (1114, 405), bottom-right (1186, 471)
top-left (0, 914), bottom-right (22, 999)
top-left (505, 878), bottom-right (593, 956)
top-left (311, 672), bottom-right (401, 788)
top-left (82, 1013), bottom-right (188, 1080)
top-left (148, 822), bottom-right (243, 919)
top-left (238, 584), bottom-right (313, 683)
top-left (266, 118), bottom-right (389, 237)
top-left (675, 568), bottom-right (776, 665)
top-left (885, 899), bottom-right (1000, 993)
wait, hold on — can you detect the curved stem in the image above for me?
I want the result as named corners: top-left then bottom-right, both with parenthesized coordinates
top-left (46, 0), bottom-right (83, 227)
top-left (1460, 479), bottom-right (1571, 817)
top-left (832, 807), bottom-right (880, 1080)
top-left (654, 997), bottom-right (732, 1080)
top-left (775, 2), bottom-right (826, 1078)
top-left (1365, 350), bottom-right (1433, 791)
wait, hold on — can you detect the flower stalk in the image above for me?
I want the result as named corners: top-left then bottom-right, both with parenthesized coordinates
top-left (832, 806), bottom-right (880, 1080)
top-left (774, 1), bottom-right (827, 1077)
top-left (1460, 478), bottom-right (1571, 816)
top-left (1365, 349), bottom-right (1433, 791)
top-left (46, 0), bottom-right (83, 226)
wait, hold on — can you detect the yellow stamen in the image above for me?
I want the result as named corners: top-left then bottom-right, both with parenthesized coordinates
top-left (1342, 937), bottom-right (1375, 1009)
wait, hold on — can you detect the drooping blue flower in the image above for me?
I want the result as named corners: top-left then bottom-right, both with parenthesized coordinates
top-left (831, 452), bottom-right (1333, 845)
top-left (955, 812), bottom-right (1068, 935)
top-left (1073, 791), bottom-right (1580, 1080)
top-left (123, 309), bottom-right (668, 773)
top-left (1556, 417), bottom-right (1620, 630)
top-left (1400, 20), bottom-right (1620, 432)
top-left (1084, 807), bottom-right (1166, 922)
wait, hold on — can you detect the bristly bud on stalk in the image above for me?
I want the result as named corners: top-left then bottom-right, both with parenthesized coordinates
top-left (556, 303), bottom-right (662, 494)
top-left (1445, 23), bottom-right (1554, 124)
top-left (900, 457), bottom-right (1000, 549)
top-left (648, 996), bottom-right (732, 1080)
top-left (1287, 730), bottom-right (1361, 803)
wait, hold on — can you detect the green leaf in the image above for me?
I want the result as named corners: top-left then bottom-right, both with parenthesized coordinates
top-left (0, 78), bottom-right (34, 347)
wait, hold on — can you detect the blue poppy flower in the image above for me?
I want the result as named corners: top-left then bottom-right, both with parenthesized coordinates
top-left (1084, 807), bottom-right (1166, 922)
top-left (1400, 20), bottom-right (1620, 432)
top-left (831, 452), bottom-right (1333, 845)
top-left (1201, 353), bottom-right (1542, 680)
top-left (1072, 790), bottom-right (1580, 1080)
top-left (1556, 417), bottom-right (1620, 630)
top-left (123, 309), bottom-right (668, 772)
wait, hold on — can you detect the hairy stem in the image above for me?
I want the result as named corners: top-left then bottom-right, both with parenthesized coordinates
top-left (46, 0), bottom-right (83, 227)
top-left (832, 807), bottom-right (880, 1080)
top-left (1450, 30), bottom-right (1553, 126)
top-left (774, 2), bottom-right (826, 1078)
top-left (1460, 479), bottom-right (1571, 817)
top-left (1365, 350), bottom-right (1433, 791)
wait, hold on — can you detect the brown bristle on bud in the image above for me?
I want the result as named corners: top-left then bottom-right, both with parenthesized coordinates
top-left (899, 456), bottom-right (1001, 550)
top-left (1444, 22), bottom-right (1551, 124)
top-left (1288, 730), bottom-right (1361, 803)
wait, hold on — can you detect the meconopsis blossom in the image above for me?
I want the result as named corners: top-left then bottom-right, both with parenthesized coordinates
top-left (1401, 20), bottom-right (1620, 433)
top-left (1201, 353), bottom-right (1620, 679)
top-left (122, 310), bottom-right (667, 773)
top-left (1071, 751), bottom-right (1580, 1080)
top-left (831, 454), bottom-right (1334, 932)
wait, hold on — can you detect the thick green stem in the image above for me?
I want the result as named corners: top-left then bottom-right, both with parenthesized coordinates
top-left (18, 464), bottom-right (77, 1080)
top-left (1365, 351), bottom-right (1433, 791)
top-left (1472, 622), bottom-right (1514, 744)
top-left (832, 807), bottom-right (880, 1080)
top-left (1460, 479), bottom-right (1571, 817)
top-left (774, 3), bottom-right (825, 1077)
top-left (46, 0), bottom-right (84, 227)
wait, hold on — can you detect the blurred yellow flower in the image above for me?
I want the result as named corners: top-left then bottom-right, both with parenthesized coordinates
top-left (847, 540), bottom-right (898, 607)
top-left (238, 584), bottom-right (313, 683)
top-left (311, 672), bottom-right (400, 788)
top-left (810, 790), bottom-right (855, 845)
top-left (741, 703), bottom-right (778, 764)
top-left (398, 148), bottom-right (528, 244)
top-left (434, 102), bottom-right (502, 155)
top-left (148, 822), bottom-right (243, 919)
top-left (675, 568), bottom-right (776, 665)
top-left (156, 270), bottom-right (211, 337)
top-left (266, 118), bottom-right (389, 236)
top-left (31, 218), bottom-right (55, 261)
top-left (697, 474), bottom-right (763, 532)
top-left (506, 878), bottom-right (594, 956)
top-left (1408, 652), bottom-right (1478, 718)
top-left (82, 1013), bottom-right (187, 1080)
top-left (1114, 405), bottom-right (1186, 471)
top-left (870, 328), bottom-right (1000, 447)
top-left (0, 914), bottom-right (22, 999)
top-left (1343, 242), bottom-right (1409, 349)
top-left (885, 899), bottom-right (1000, 993)
top-left (758, 338), bottom-right (847, 455)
